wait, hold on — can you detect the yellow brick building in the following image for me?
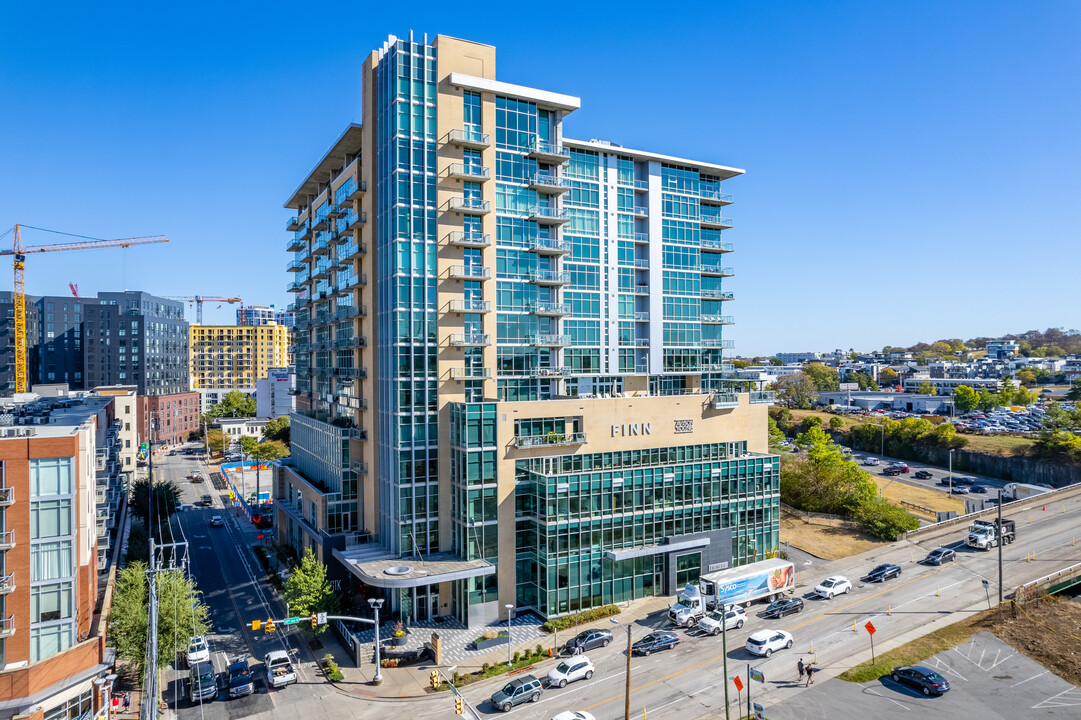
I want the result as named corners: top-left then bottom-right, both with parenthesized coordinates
top-left (189, 324), bottom-right (290, 410)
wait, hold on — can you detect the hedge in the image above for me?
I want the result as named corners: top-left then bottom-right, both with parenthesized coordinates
top-left (541, 604), bottom-right (620, 633)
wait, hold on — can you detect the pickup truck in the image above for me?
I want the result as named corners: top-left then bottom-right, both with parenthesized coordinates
top-left (264, 650), bottom-right (297, 688)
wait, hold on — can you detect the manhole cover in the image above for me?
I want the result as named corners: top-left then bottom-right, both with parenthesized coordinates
top-left (384, 566), bottom-right (413, 576)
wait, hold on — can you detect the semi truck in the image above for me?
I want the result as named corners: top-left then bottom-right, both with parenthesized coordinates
top-left (965, 519), bottom-right (1016, 550)
top-left (668, 558), bottom-right (795, 627)
top-left (1002, 483), bottom-right (1053, 501)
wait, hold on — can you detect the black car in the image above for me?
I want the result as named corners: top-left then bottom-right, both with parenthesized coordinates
top-left (564, 629), bottom-right (612, 655)
top-left (631, 631), bottom-right (680, 656)
top-left (913, 470), bottom-right (933, 480)
top-left (227, 657), bottom-right (254, 698)
top-left (953, 477), bottom-right (975, 486)
top-left (864, 564), bottom-right (902, 582)
top-left (890, 665), bottom-right (951, 696)
top-left (762, 597), bottom-right (804, 619)
top-left (922, 547), bottom-right (956, 565)
top-left (971, 484), bottom-right (988, 494)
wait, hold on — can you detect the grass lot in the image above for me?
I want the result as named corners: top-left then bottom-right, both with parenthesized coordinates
top-left (870, 476), bottom-right (964, 519)
top-left (779, 509), bottom-right (884, 560)
top-left (838, 610), bottom-right (986, 682)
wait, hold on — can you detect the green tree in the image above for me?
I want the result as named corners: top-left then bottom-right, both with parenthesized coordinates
top-left (953, 385), bottom-right (979, 412)
top-left (798, 415), bottom-right (824, 435)
top-left (126, 522), bottom-right (149, 565)
top-left (768, 357), bottom-right (784, 366)
top-left (129, 478), bottom-right (180, 524)
top-left (767, 417), bottom-right (786, 447)
top-left (1017, 370), bottom-right (1037, 386)
top-left (732, 359), bottom-right (751, 369)
top-left (206, 391), bottom-right (256, 419)
top-left (1067, 378), bottom-right (1081, 402)
top-left (1013, 386), bottom-right (1034, 407)
top-left (773, 373), bottom-right (816, 409)
top-left (108, 562), bottom-right (150, 674)
top-left (847, 371), bottom-right (879, 391)
top-left (283, 548), bottom-right (338, 634)
top-left (879, 368), bottom-right (899, 387)
top-left (977, 388), bottom-right (997, 411)
top-left (206, 428), bottom-right (226, 457)
top-left (998, 379), bottom-right (1017, 406)
top-left (916, 380), bottom-right (936, 395)
top-left (253, 440), bottom-right (289, 462)
top-left (829, 416), bottom-right (845, 431)
top-left (263, 415), bottom-right (291, 444)
top-left (781, 426), bottom-right (877, 516)
top-left (239, 436), bottom-right (259, 455)
top-left (803, 363), bottom-right (840, 391)
top-left (929, 341), bottom-right (952, 356)
top-left (156, 570), bottom-right (211, 668)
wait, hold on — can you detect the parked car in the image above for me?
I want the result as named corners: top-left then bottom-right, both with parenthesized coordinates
top-left (210, 516), bottom-right (225, 527)
top-left (813, 576), bottom-right (852, 599)
top-left (188, 661), bottom-right (217, 703)
top-left (864, 564), bottom-right (902, 582)
top-left (187, 636), bottom-right (210, 666)
top-left (227, 657), bottom-right (255, 698)
top-left (953, 485), bottom-right (971, 494)
top-left (762, 597), bottom-right (804, 618)
top-left (264, 650), bottom-right (297, 688)
top-left (890, 665), bottom-right (951, 695)
top-left (745, 629), bottom-right (793, 657)
top-left (563, 629), bottom-right (612, 655)
top-left (913, 470), bottom-right (933, 480)
top-left (491, 675), bottom-right (542, 711)
top-left (546, 656), bottom-right (595, 688)
top-left (631, 631), bottom-right (680, 656)
top-left (699, 606), bottom-right (747, 635)
top-left (923, 548), bottom-right (956, 565)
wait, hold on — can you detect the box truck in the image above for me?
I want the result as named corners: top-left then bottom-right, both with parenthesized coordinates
top-left (1002, 483), bottom-right (1052, 501)
top-left (668, 558), bottom-right (795, 627)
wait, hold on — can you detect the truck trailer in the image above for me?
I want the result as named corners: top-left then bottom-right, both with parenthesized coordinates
top-left (1002, 483), bottom-right (1052, 501)
top-left (668, 558), bottom-right (795, 627)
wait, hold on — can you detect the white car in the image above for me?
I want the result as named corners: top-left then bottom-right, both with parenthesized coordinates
top-left (745, 629), bottom-right (793, 658)
top-left (187, 636), bottom-right (210, 666)
top-left (864, 457), bottom-right (880, 466)
top-left (551, 713), bottom-right (596, 720)
top-left (546, 656), bottom-right (595, 688)
top-left (814, 576), bottom-right (852, 599)
top-left (699, 606), bottom-right (747, 636)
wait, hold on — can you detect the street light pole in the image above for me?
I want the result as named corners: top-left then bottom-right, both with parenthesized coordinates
top-left (610, 618), bottom-right (631, 720)
top-left (949, 449), bottom-right (955, 497)
top-left (369, 598), bottom-right (384, 685)
top-left (506, 604), bottom-right (514, 667)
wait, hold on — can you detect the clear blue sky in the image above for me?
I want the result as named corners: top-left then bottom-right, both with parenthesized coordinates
top-left (2, 1), bottom-right (1078, 355)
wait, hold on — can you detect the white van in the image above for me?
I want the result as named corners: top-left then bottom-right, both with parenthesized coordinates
top-left (863, 457), bottom-right (880, 466)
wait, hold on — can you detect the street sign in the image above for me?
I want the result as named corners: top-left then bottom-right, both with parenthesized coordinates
top-left (317, 612), bottom-right (327, 624)
top-left (865, 621), bottom-right (876, 635)
top-left (281, 617), bottom-right (302, 625)
top-left (749, 668), bottom-right (764, 683)
top-left (753, 703), bottom-right (764, 720)
top-left (733, 675), bottom-right (744, 692)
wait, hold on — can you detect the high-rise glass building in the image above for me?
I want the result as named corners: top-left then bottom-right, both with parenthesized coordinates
top-left (279, 34), bottom-right (777, 626)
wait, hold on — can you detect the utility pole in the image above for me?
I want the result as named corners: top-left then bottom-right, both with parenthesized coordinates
top-left (624, 625), bottom-right (632, 720)
top-left (997, 489), bottom-right (1004, 604)
top-left (721, 607), bottom-right (730, 720)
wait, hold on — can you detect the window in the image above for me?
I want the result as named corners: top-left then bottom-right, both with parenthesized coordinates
top-left (31, 499), bottom-right (72, 539)
top-left (31, 540), bottom-right (73, 581)
top-left (31, 622), bottom-right (74, 663)
top-left (30, 458), bottom-right (73, 497)
top-left (32, 582), bottom-right (73, 623)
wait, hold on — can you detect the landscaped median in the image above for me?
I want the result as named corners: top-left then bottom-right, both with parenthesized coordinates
top-left (436, 644), bottom-right (555, 690)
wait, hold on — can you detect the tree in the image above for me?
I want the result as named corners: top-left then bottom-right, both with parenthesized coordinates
top-left (847, 371), bottom-right (878, 391)
top-left (916, 380), bottom-right (936, 395)
top-left (129, 478), bottom-right (180, 524)
top-left (781, 426), bottom-right (877, 516)
top-left (109, 562), bottom-right (150, 674)
top-left (929, 341), bottom-right (952, 355)
top-left (1013, 386), bottom-right (1034, 407)
top-left (767, 417), bottom-right (786, 447)
top-left (768, 357), bottom-right (784, 366)
top-left (1017, 370), bottom-right (1037, 386)
top-left (283, 548), bottom-right (338, 634)
top-left (206, 428), bottom-right (226, 457)
top-left (803, 363), bottom-right (840, 391)
top-left (879, 368), bottom-right (899, 387)
top-left (156, 570), bottom-right (211, 668)
top-left (263, 415), bottom-right (291, 444)
top-left (977, 388), bottom-right (997, 411)
top-left (1067, 378), bottom-right (1081, 402)
top-left (828, 416), bottom-right (845, 431)
top-left (998, 379), bottom-right (1017, 406)
top-left (206, 390), bottom-right (256, 419)
top-left (953, 385), bottom-right (979, 413)
top-left (239, 436), bottom-right (259, 455)
top-left (732, 359), bottom-right (751, 369)
top-left (253, 440), bottom-right (289, 462)
top-left (773, 373), bottom-right (817, 409)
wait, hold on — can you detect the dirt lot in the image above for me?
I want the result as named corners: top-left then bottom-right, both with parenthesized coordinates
top-left (779, 509), bottom-right (884, 560)
top-left (983, 595), bottom-right (1081, 687)
top-left (870, 476), bottom-right (964, 519)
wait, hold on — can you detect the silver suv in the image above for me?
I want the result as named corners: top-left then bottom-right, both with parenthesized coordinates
top-left (491, 675), bottom-right (542, 712)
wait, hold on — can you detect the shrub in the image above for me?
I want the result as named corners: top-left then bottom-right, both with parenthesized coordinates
top-left (481, 663), bottom-right (490, 674)
top-left (323, 653), bottom-right (344, 682)
top-left (535, 644), bottom-right (544, 657)
top-left (393, 620), bottom-right (406, 638)
top-left (513, 651), bottom-right (521, 664)
top-left (856, 497), bottom-right (921, 540)
top-left (541, 604), bottom-right (621, 633)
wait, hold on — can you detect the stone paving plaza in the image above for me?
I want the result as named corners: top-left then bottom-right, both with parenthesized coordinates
top-left (349, 612), bottom-right (549, 665)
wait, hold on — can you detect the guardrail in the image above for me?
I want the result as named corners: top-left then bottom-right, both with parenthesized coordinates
top-left (903, 481), bottom-right (1081, 539)
top-left (1018, 560), bottom-right (1081, 593)
top-left (900, 500), bottom-right (935, 517)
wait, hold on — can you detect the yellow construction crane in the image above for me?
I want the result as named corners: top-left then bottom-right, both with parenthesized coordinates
top-left (1, 224), bottom-right (169, 393)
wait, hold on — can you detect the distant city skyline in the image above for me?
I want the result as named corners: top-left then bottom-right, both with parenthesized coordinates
top-left (2, 1), bottom-right (1078, 354)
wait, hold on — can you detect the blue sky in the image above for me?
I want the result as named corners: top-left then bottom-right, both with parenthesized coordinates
top-left (1, 1), bottom-right (1078, 355)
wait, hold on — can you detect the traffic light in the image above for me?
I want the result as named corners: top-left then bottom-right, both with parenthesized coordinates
top-left (264, 619), bottom-right (276, 634)
top-left (454, 696), bottom-right (464, 715)
top-left (311, 615), bottom-right (318, 629)
top-left (251, 620), bottom-right (262, 631)
top-left (430, 670), bottom-right (441, 689)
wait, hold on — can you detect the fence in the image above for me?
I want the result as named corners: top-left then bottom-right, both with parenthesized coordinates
top-left (779, 502), bottom-right (847, 522)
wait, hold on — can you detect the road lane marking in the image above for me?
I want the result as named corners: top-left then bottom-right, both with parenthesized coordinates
top-left (1010, 670), bottom-right (1048, 687)
top-left (863, 686), bottom-right (911, 711)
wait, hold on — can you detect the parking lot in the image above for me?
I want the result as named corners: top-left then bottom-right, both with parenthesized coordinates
top-left (767, 632), bottom-right (1081, 719)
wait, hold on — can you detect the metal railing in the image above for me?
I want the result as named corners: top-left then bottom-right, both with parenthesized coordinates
top-left (701, 290), bottom-right (734, 300)
top-left (749, 391), bottom-right (777, 404)
top-left (531, 173), bottom-right (572, 189)
top-left (515, 432), bottom-right (587, 448)
top-left (701, 239), bottom-right (734, 252)
top-left (528, 270), bottom-right (571, 284)
top-left (701, 314), bottom-right (734, 324)
top-left (532, 334), bottom-right (572, 346)
top-left (0, 487), bottom-right (12, 506)
top-left (447, 231), bottom-right (491, 247)
top-left (530, 206), bottom-right (569, 221)
top-left (529, 139), bottom-right (570, 159)
top-left (701, 265), bottom-right (734, 275)
top-left (449, 128), bottom-right (490, 147)
top-left (448, 197), bottom-right (491, 213)
top-left (0, 531), bottom-right (13, 550)
top-left (446, 163), bottom-right (490, 180)
top-left (449, 333), bottom-right (491, 346)
top-left (449, 265), bottom-right (491, 280)
top-left (449, 367), bottom-right (492, 380)
top-left (711, 393), bottom-right (739, 408)
top-left (530, 302), bottom-right (571, 315)
top-left (529, 237), bottom-right (571, 253)
top-left (633, 233), bottom-right (650, 243)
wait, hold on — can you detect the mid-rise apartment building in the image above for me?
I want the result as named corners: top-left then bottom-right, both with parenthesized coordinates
top-left (0, 294), bottom-right (39, 396)
top-left (277, 34), bottom-right (776, 626)
top-left (189, 324), bottom-right (290, 412)
top-left (237, 305), bottom-right (295, 328)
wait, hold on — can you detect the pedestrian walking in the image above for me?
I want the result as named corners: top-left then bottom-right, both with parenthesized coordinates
top-left (797, 658), bottom-right (805, 682)
top-left (123, 692), bottom-right (131, 709)
top-left (805, 663), bottom-right (816, 686)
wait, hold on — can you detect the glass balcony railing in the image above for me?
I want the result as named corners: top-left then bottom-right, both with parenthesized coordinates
top-left (632, 205), bottom-right (649, 217)
top-left (515, 432), bottom-right (587, 448)
top-left (701, 339), bottom-right (735, 348)
top-left (449, 265), bottom-right (491, 281)
top-left (700, 187), bottom-right (733, 204)
top-left (529, 301), bottom-right (571, 316)
top-left (528, 139), bottom-right (571, 161)
top-left (531, 334), bottom-right (571, 347)
top-left (449, 299), bottom-right (491, 313)
top-left (528, 270), bottom-right (571, 285)
top-left (449, 366), bottom-right (492, 380)
top-left (701, 239), bottom-right (734, 252)
top-left (701, 289), bottom-right (734, 301)
top-left (447, 231), bottom-right (491, 248)
top-left (529, 206), bottom-right (570, 223)
top-left (528, 237), bottom-right (571, 254)
top-left (633, 311), bottom-right (650, 321)
top-left (446, 163), bottom-right (490, 180)
top-left (633, 232), bottom-right (650, 243)
top-left (750, 391), bottom-right (777, 404)
top-left (700, 215), bottom-right (734, 228)
top-left (701, 264), bottom-right (734, 276)
top-left (702, 314), bottom-right (735, 324)
top-left (449, 333), bottom-right (491, 347)
top-left (448, 128), bottom-right (490, 148)
top-left (448, 197), bottom-right (491, 214)
top-left (711, 393), bottom-right (739, 409)
top-left (530, 173), bottom-right (572, 191)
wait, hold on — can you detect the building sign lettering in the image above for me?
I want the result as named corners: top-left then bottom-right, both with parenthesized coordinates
top-left (674, 419), bottom-right (694, 434)
top-left (611, 422), bottom-right (652, 438)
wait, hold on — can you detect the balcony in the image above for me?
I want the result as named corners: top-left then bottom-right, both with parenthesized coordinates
top-left (528, 139), bottom-right (571, 163)
top-left (448, 128), bottom-right (491, 149)
top-left (528, 206), bottom-right (570, 224)
top-left (448, 197), bottom-right (491, 215)
top-left (529, 301), bottom-right (571, 316)
top-left (449, 299), bottom-right (491, 313)
top-left (700, 215), bottom-right (734, 229)
top-left (534, 366), bottom-right (572, 377)
top-left (336, 367), bottom-right (367, 379)
top-left (528, 270), bottom-right (570, 286)
top-left (702, 363), bottom-right (735, 373)
top-left (0, 574), bottom-right (11, 595)
top-left (445, 163), bottom-right (490, 181)
top-left (287, 281), bottom-right (306, 294)
top-left (350, 428), bottom-right (369, 442)
top-left (632, 284), bottom-right (650, 295)
top-left (529, 173), bottom-right (571, 193)
top-left (701, 289), bottom-right (734, 301)
top-left (633, 339), bottom-right (650, 347)
top-left (312, 264), bottom-right (331, 281)
top-left (351, 461), bottom-right (369, 475)
top-left (528, 237), bottom-right (571, 255)
top-left (750, 391), bottom-right (777, 404)
top-left (632, 205), bottom-right (649, 218)
top-left (633, 179), bottom-right (649, 192)
top-left (348, 180), bottom-right (368, 201)
top-left (449, 366), bottom-right (492, 380)
top-left (0, 531), bottom-right (13, 551)
top-left (0, 616), bottom-right (13, 639)
top-left (449, 333), bottom-right (491, 347)
top-left (327, 204), bottom-right (346, 220)
top-left (286, 235), bottom-right (306, 253)
top-left (701, 239), bottom-right (734, 253)
top-left (702, 314), bottom-right (735, 324)
top-left (448, 265), bottom-right (491, 281)
top-left (515, 431), bottom-right (587, 448)
top-left (287, 259), bottom-right (305, 273)
top-left (531, 334), bottom-right (571, 347)
top-left (633, 311), bottom-right (650, 321)
top-left (631, 258), bottom-right (649, 269)
top-left (702, 339), bottom-right (735, 349)
top-left (447, 231), bottom-right (491, 248)
top-left (286, 216), bottom-right (302, 232)
top-left (711, 393), bottom-right (739, 409)
top-left (700, 189), bottom-right (733, 205)
top-left (346, 211), bottom-right (368, 230)
top-left (701, 264), bottom-right (734, 277)
top-left (312, 217), bottom-right (329, 233)
top-left (0, 487), bottom-right (12, 506)
top-left (633, 232), bottom-right (649, 244)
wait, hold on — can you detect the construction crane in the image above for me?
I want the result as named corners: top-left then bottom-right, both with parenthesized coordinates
top-left (68, 282), bottom-right (79, 297)
top-left (1, 224), bottom-right (169, 393)
top-left (164, 296), bottom-right (243, 324)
